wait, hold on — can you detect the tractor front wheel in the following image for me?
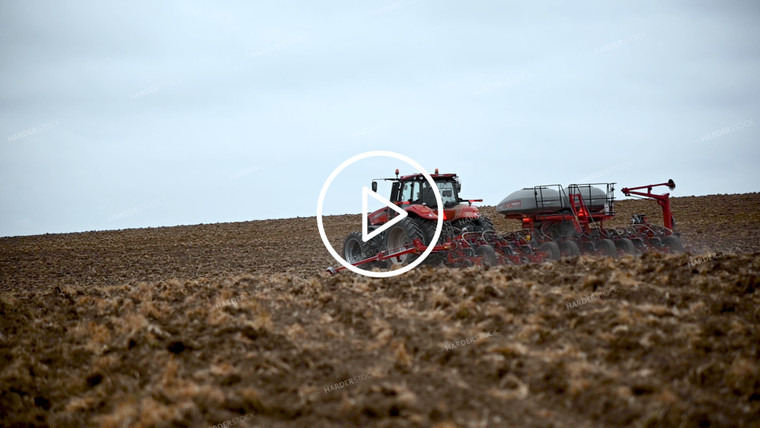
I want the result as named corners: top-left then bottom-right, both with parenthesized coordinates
top-left (343, 231), bottom-right (369, 264)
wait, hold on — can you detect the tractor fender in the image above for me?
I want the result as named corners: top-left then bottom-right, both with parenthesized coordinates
top-left (406, 204), bottom-right (439, 220)
top-left (456, 209), bottom-right (481, 219)
top-left (444, 204), bottom-right (481, 222)
top-left (367, 207), bottom-right (390, 226)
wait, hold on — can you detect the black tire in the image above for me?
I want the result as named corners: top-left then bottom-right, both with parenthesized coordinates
top-left (615, 238), bottom-right (636, 255)
top-left (364, 233), bottom-right (389, 269)
top-left (662, 235), bottom-right (684, 254)
top-left (343, 231), bottom-right (370, 264)
top-left (415, 218), bottom-right (446, 266)
top-left (384, 217), bottom-right (426, 265)
top-left (453, 219), bottom-right (475, 233)
top-left (416, 218), bottom-right (440, 245)
top-left (476, 245), bottom-right (497, 266)
top-left (596, 238), bottom-right (617, 258)
top-left (538, 242), bottom-right (561, 261)
top-left (559, 240), bottom-right (580, 258)
top-left (475, 215), bottom-right (495, 231)
top-left (453, 215), bottom-right (494, 234)
top-left (543, 221), bottom-right (577, 241)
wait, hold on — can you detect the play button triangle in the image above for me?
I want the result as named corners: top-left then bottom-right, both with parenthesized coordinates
top-left (362, 186), bottom-right (408, 242)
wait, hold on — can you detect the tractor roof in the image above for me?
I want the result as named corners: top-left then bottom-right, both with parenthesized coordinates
top-left (399, 173), bottom-right (457, 181)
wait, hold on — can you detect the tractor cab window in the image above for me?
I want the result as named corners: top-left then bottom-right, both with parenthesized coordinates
top-left (400, 181), bottom-right (420, 203)
top-left (399, 180), bottom-right (459, 207)
top-left (435, 181), bottom-right (459, 207)
top-left (415, 180), bottom-right (459, 207)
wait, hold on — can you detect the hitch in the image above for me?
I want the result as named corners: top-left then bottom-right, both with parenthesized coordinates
top-left (622, 179), bottom-right (677, 231)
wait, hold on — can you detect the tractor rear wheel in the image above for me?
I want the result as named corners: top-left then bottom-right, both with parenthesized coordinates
top-left (415, 218), bottom-right (446, 266)
top-left (476, 245), bottom-right (497, 266)
top-left (453, 215), bottom-right (494, 234)
top-left (476, 215), bottom-right (495, 231)
top-left (596, 239), bottom-right (617, 258)
top-left (662, 235), bottom-right (685, 254)
top-left (384, 217), bottom-right (426, 265)
top-left (416, 218), bottom-right (440, 245)
top-left (615, 238), bottom-right (636, 255)
top-left (559, 240), bottom-right (581, 258)
top-left (538, 242), bottom-right (561, 261)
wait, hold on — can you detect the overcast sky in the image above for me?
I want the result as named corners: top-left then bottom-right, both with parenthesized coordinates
top-left (1, 1), bottom-right (758, 237)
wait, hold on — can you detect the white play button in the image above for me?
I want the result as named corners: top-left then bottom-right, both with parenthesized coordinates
top-left (316, 151), bottom-right (444, 278)
top-left (361, 186), bottom-right (408, 242)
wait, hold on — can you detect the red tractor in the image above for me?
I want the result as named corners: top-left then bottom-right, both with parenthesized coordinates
top-left (342, 169), bottom-right (494, 268)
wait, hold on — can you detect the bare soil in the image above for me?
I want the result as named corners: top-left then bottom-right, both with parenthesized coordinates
top-left (1, 194), bottom-right (759, 427)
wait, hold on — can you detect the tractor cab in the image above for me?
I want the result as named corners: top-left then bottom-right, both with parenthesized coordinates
top-left (392, 174), bottom-right (461, 208)
top-left (368, 169), bottom-right (482, 226)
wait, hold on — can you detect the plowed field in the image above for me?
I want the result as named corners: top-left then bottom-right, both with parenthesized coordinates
top-left (1, 194), bottom-right (759, 427)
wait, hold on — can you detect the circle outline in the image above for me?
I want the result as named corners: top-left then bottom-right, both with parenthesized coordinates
top-left (316, 151), bottom-right (443, 278)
